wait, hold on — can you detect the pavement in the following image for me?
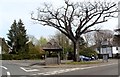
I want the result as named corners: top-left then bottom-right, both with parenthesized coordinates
top-left (33, 59), bottom-right (118, 69)
top-left (5, 59), bottom-right (118, 68)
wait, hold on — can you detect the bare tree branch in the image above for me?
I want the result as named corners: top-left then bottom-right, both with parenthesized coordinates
top-left (31, 0), bottom-right (118, 61)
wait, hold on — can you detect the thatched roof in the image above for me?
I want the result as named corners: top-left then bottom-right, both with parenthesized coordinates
top-left (42, 39), bottom-right (62, 51)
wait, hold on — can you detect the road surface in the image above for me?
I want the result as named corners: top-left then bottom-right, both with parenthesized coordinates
top-left (1, 59), bottom-right (119, 77)
top-left (59, 63), bottom-right (118, 75)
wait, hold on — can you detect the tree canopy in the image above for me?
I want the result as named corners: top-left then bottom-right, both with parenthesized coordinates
top-left (39, 36), bottom-right (48, 46)
top-left (31, 0), bottom-right (118, 61)
top-left (7, 19), bottom-right (29, 54)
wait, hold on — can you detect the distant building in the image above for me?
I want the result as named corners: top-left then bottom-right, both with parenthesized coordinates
top-left (92, 38), bottom-right (119, 58)
top-left (91, 2), bottom-right (120, 58)
top-left (0, 37), bottom-right (9, 54)
top-left (96, 39), bottom-right (112, 58)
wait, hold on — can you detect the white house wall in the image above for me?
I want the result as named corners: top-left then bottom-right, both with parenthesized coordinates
top-left (118, 47), bottom-right (120, 53)
top-left (112, 47), bottom-right (118, 54)
top-left (100, 47), bottom-right (112, 57)
top-left (107, 47), bottom-right (112, 57)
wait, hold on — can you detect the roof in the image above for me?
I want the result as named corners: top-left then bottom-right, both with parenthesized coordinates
top-left (42, 39), bottom-right (62, 51)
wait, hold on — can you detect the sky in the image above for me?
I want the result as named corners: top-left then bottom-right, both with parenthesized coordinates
top-left (0, 0), bottom-right (119, 40)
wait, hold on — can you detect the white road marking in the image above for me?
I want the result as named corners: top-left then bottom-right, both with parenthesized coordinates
top-left (50, 71), bottom-right (59, 75)
top-left (7, 71), bottom-right (11, 76)
top-left (32, 74), bottom-right (37, 75)
top-left (38, 73), bottom-right (45, 75)
top-left (36, 68), bottom-right (81, 75)
top-left (33, 63), bottom-right (117, 75)
top-left (80, 63), bottom-right (117, 70)
top-left (0, 66), bottom-right (8, 70)
top-left (0, 66), bottom-right (11, 77)
top-left (20, 67), bottom-right (39, 72)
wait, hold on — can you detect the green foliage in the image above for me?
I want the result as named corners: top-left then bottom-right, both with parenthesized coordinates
top-left (28, 41), bottom-right (44, 54)
top-left (2, 54), bottom-right (13, 60)
top-left (79, 47), bottom-right (98, 57)
top-left (65, 61), bottom-right (101, 65)
top-left (3, 38), bottom-right (45, 60)
top-left (39, 36), bottom-right (47, 46)
top-left (7, 19), bottom-right (29, 54)
top-left (2, 54), bottom-right (43, 60)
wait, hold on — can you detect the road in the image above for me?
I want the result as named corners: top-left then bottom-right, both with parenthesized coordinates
top-left (2, 61), bottom-right (30, 76)
top-left (1, 59), bottom-right (119, 76)
top-left (59, 63), bottom-right (118, 75)
top-left (1, 60), bottom-right (66, 76)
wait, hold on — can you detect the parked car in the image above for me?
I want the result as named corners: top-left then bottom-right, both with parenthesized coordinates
top-left (79, 55), bottom-right (91, 61)
top-left (90, 56), bottom-right (95, 60)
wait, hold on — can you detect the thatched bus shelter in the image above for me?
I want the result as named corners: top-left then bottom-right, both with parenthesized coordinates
top-left (42, 39), bottom-right (62, 65)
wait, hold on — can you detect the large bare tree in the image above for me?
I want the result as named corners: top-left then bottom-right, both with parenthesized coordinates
top-left (31, 0), bottom-right (118, 61)
top-left (94, 30), bottom-right (114, 45)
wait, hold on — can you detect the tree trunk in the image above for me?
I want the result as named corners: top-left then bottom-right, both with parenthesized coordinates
top-left (76, 40), bottom-right (80, 62)
top-left (73, 40), bottom-right (80, 62)
top-left (73, 42), bottom-right (76, 61)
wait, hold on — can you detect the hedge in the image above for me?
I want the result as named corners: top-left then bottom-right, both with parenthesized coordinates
top-left (2, 54), bottom-right (43, 60)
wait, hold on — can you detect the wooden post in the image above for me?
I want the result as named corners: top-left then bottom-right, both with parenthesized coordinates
top-left (57, 52), bottom-right (60, 65)
top-left (45, 51), bottom-right (47, 59)
top-left (45, 51), bottom-right (47, 65)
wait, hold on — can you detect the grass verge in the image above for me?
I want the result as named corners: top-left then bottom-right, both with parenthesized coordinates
top-left (65, 61), bottom-right (102, 65)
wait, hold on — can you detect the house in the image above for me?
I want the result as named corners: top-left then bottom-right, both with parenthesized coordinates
top-left (95, 1), bottom-right (120, 58)
top-left (93, 38), bottom-right (120, 59)
top-left (100, 39), bottom-right (113, 58)
top-left (0, 37), bottom-right (9, 54)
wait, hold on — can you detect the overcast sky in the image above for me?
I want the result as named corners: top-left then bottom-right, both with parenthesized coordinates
top-left (0, 0), bottom-right (119, 40)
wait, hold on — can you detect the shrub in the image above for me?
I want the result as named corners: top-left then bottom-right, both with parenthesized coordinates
top-left (2, 54), bottom-right (43, 60)
top-left (79, 47), bottom-right (98, 57)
